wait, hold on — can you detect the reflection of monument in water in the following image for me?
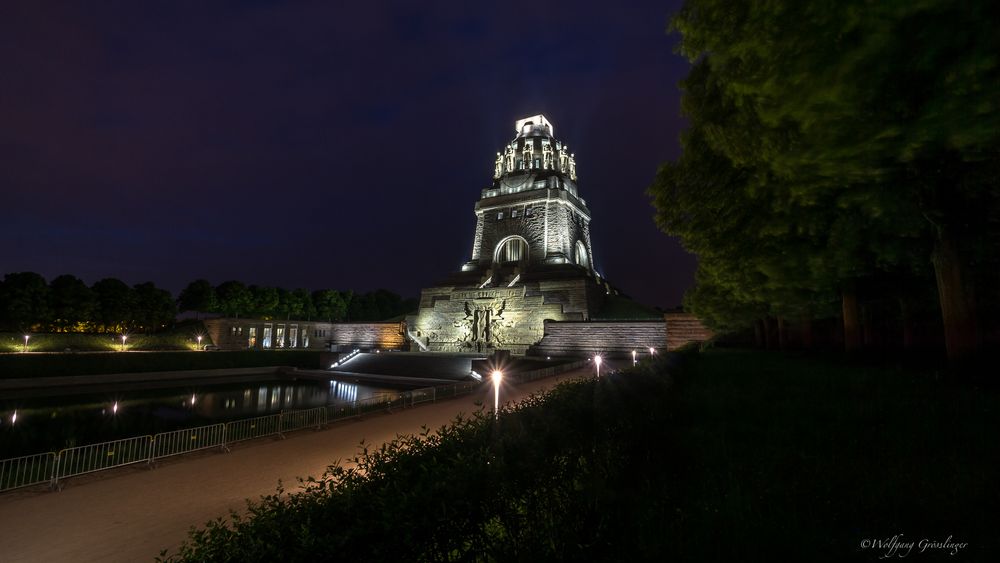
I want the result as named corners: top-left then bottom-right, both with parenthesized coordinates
top-left (412, 115), bottom-right (617, 354)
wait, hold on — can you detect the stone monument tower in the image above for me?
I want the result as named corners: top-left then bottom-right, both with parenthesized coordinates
top-left (411, 115), bottom-right (613, 354)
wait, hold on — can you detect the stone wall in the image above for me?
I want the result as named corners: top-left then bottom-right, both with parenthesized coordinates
top-left (412, 276), bottom-right (603, 355)
top-left (664, 312), bottom-right (714, 351)
top-left (528, 320), bottom-right (668, 358)
top-left (204, 319), bottom-right (406, 351)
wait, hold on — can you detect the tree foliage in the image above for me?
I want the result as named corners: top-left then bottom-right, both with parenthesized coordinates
top-left (652, 0), bottom-right (1000, 359)
top-left (178, 279), bottom-right (217, 318)
top-left (49, 274), bottom-right (96, 331)
top-left (0, 272), bottom-right (51, 331)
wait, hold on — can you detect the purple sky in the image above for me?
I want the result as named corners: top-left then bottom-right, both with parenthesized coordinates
top-left (1, 0), bottom-right (694, 309)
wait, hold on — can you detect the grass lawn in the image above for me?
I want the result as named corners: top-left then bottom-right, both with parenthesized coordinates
top-left (664, 348), bottom-right (998, 561)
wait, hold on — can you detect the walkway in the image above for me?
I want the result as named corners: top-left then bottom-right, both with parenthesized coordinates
top-left (0, 363), bottom-right (606, 563)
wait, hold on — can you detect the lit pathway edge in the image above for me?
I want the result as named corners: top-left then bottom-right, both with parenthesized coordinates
top-left (0, 361), bottom-right (613, 563)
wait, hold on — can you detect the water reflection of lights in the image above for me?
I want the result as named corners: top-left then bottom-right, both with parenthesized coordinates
top-left (328, 380), bottom-right (358, 403)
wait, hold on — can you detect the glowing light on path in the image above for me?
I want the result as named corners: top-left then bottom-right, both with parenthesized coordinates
top-left (631, 350), bottom-right (637, 366)
top-left (491, 370), bottom-right (503, 419)
top-left (595, 355), bottom-right (603, 378)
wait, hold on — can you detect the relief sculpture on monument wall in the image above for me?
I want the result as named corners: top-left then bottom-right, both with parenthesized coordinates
top-left (455, 299), bottom-right (514, 351)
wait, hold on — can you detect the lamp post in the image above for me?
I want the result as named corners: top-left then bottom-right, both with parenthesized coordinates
top-left (491, 370), bottom-right (503, 419)
top-left (631, 349), bottom-right (637, 366)
top-left (197, 335), bottom-right (203, 350)
top-left (595, 355), bottom-right (602, 378)
top-left (121, 334), bottom-right (128, 352)
top-left (23, 334), bottom-right (29, 353)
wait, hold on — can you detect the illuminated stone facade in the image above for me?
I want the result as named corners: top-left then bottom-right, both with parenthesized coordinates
top-left (204, 318), bottom-right (406, 351)
top-left (413, 115), bottom-right (611, 354)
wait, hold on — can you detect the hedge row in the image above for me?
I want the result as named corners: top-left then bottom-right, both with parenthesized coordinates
top-left (160, 357), bottom-right (678, 562)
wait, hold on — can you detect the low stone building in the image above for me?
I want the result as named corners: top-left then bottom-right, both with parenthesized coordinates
top-left (204, 318), bottom-right (405, 351)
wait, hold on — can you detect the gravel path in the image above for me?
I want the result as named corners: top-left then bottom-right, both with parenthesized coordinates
top-left (0, 364), bottom-right (604, 562)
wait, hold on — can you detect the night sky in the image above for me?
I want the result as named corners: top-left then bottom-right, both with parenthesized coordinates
top-left (1, 1), bottom-right (694, 309)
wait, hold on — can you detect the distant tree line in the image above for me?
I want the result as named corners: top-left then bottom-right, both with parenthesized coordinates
top-left (177, 279), bottom-right (416, 323)
top-left (650, 0), bottom-right (1000, 362)
top-left (0, 272), bottom-right (416, 333)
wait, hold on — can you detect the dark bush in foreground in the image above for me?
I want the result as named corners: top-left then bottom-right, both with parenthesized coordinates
top-left (161, 350), bottom-right (999, 562)
top-left (161, 359), bottom-right (677, 562)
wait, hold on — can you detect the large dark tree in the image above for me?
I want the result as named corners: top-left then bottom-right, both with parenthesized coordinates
top-left (0, 272), bottom-right (51, 331)
top-left (657, 0), bottom-right (1000, 360)
top-left (177, 279), bottom-right (217, 319)
top-left (91, 278), bottom-right (135, 333)
top-left (133, 282), bottom-right (176, 332)
top-left (313, 289), bottom-right (347, 322)
top-left (250, 286), bottom-right (279, 318)
top-left (49, 274), bottom-right (96, 331)
top-left (215, 281), bottom-right (253, 319)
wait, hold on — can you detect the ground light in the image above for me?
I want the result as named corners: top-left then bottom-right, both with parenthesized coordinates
top-left (23, 334), bottom-right (29, 353)
top-left (112, 401), bottom-right (119, 415)
top-left (632, 349), bottom-right (637, 366)
top-left (121, 334), bottom-right (128, 352)
top-left (649, 347), bottom-right (655, 358)
top-left (595, 355), bottom-right (603, 377)
top-left (197, 335), bottom-right (203, 350)
top-left (491, 370), bottom-right (503, 419)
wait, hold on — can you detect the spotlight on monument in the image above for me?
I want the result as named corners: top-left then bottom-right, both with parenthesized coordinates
top-left (594, 355), bottom-right (603, 377)
top-left (23, 334), bottom-right (30, 353)
top-left (491, 370), bottom-right (503, 419)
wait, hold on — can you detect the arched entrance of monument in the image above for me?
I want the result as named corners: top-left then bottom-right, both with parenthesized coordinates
top-left (575, 240), bottom-right (589, 269)
top-left (494, 236), bottom-right (529, 267)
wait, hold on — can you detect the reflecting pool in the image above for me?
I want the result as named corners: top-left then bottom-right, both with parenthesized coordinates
top-left (0, 376), bottom-right (407, 458)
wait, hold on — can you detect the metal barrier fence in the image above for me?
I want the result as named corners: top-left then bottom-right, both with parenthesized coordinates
top-left (280, 407), bottom-right (324, 433)
top-left (0, 377), bottom-right (490, 493)
top-left (152, 424), bottom-right (226, 460)
top-left (0, 452), bottom-right (57, 491)
top-left (58, 436), bottom-right (152, 480)
top-left (225, 414), bottom-right (282, 445)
